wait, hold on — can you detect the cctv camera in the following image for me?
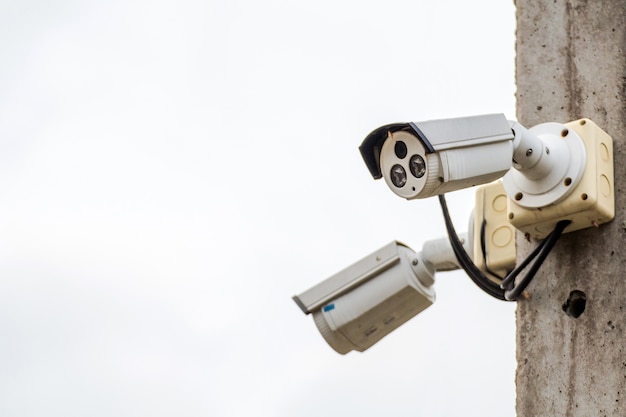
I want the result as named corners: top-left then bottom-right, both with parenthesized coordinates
top-left (293, 241), bottom-right (435, 354)
top-left (359, 114), bottom-right (514, 199)
top-left (293, 181), bottom-right (520, 353)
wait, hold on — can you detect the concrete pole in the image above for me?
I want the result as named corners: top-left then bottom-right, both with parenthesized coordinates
top-left (515, 1), bottom-right (626, 416)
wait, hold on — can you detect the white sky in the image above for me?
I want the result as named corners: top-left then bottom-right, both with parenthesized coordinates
top-left (0, 1), bottom-right (517, 416)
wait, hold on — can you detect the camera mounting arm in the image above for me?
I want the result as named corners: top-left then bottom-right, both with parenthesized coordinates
top-left (505, 120), bottom-right (586, 209)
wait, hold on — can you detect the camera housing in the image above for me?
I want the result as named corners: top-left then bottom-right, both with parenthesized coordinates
top-left (293, 241), bottom-right (435, 354)
top-left (360, 114), bottom-right (514, 199)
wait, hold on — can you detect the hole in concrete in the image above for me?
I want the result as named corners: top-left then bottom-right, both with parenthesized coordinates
top-left (562, 290), bottom-right (587, 318)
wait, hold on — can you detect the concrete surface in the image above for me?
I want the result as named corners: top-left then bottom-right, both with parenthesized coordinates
top-left (515, 1), bottom-right (626, 416)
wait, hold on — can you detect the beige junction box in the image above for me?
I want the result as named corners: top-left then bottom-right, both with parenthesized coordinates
top-left (506, 118), bottom-right (614, 239)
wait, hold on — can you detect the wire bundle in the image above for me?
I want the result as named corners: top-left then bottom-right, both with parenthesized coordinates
top-left (438, 194), bottom-right (571, 301)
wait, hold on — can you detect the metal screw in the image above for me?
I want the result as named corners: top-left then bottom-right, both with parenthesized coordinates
top-left (412, 259), bottom-right (419, 266)
top-left (526, 148), bottom-right (533, 157)
top-left (546, 147), bottom-right (550, 154)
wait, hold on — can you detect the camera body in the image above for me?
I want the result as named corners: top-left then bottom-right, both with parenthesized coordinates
top-left (293, 241), bottom-right (435, 354)
top-left (360, 114), bottom-right (514, 199)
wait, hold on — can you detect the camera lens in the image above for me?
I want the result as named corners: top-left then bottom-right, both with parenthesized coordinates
top-left (394, 141), bottom-right (408, 159)
top-left (390, 164), bottom-right (407, 188)
top-left (409, 155), bottom-right (426, 178)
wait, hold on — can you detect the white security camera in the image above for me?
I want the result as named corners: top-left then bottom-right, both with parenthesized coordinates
top-left (293, 181), bottom-right (519, 354)
top-left (293, 241), bottom-right (436, 354)
top-left (360, 113), bottom-right (615, 238)
top-left (360, 114), bottom-right (514, 199)
top-left (359, 113), bottom-right (586, 201)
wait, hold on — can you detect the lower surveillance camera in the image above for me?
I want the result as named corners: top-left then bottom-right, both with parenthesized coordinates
top-left (293, 241), bottom-right (435, 354)
top-left (293, 181), bottom-right (523, 353)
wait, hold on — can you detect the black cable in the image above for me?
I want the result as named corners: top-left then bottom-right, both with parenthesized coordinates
top-left (499, 235), bottom-right (548, 291)
top-left (439, 193), bottom-right (571, 302)
top-left (503, 220), bottom-right (571, 300)
top-left (438, 195), bottom-right (508, 301)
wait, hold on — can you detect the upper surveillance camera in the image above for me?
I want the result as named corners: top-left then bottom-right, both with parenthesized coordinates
top-left (360, 113), bottom-right (614, 238)
top-left (359, 114), bottom-right (514, 199)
